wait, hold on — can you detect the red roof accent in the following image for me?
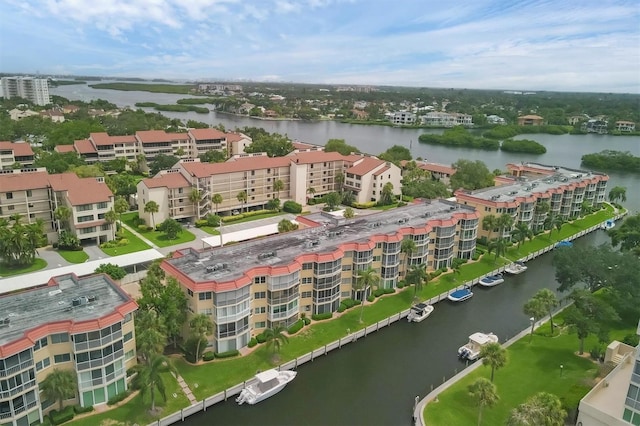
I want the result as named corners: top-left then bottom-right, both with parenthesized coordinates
top-left (189, 128), bottom-right (226, 140)
top-left (0, 171), bottom-right (50, 192)
top-left (74, 139), bottom-right (97, 154)
top-left (288, 151), bottom-right (346, 164)
top-left (181, 156), bottom-right (292, 178)
top-left (141, 172), bottom-right (190, 189)
top-left (90, 132), bottom-right (137, 146)
top-left (418, 162), bottom-right (455, 176)
top-left (0, 141), bottom-right (34, 157)
top-left (136, 130), bottom-right (188, 144)
top-left (345, 157), bottom-right (385, 176)
top-left (373, 166), bottom-right (390, 176)
top-left (47, 173), bottom-right (113, 206)
top-left (54, 145), bottom-right (76, 153)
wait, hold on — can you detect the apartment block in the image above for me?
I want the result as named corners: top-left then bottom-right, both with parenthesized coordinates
top-left (0, 169), bottom-right (115, 244)
top-left (389, 111), bottom-right (416, 125)
top-left (0, 142), bottom-right (35, 170)
top-left (161, 200), bottom-right (478, 352)
top-left (137, 151), bottom-right (402, 224)
top-left (615, 121), bottom-right (636, 133)
top-left (1, 77), bottom-right (51, 106)
top-left (421, 112), bottom-right (473, 127)
top-left (455, 163), bottom-right (608, 239)
top-left (0, 273), bottom-right (137, 425)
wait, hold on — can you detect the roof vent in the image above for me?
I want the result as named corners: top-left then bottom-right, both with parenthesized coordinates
top-left (49, 289), bottom-right (62, 297)
top-left (0, 318), bottom-right (10, 328)
top-left (71, 297), bottom-right (81, 307)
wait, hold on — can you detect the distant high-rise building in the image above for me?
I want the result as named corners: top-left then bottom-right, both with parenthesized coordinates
top-left (1, 76), bottom-right (51, 106)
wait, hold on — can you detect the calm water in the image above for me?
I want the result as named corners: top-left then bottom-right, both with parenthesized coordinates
top-left (51, 84), bottom-right (639, 425)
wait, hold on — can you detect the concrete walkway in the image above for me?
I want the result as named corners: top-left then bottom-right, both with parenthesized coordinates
top-left (36, 246), bottom-right (71, 269)
top-left (172, 372), bottom-right (198, 405)
top-left (120, 222), bottom-right (159, 249)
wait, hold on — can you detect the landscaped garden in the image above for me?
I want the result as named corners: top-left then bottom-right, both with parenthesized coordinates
top-left (122, 212), bottom-right (196, 247)
top-left (0, 258), bottom-right (47, 277)
top-left (423, 314), bottom-right (636, 425)
top-left (57, 249), bottom-right (89, 264)
top-left (100, 228), bottom-right (151, 256)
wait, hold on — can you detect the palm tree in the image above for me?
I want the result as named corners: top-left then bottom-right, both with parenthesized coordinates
top-left (114, 197), bottom-right (129, 229)
top-left (533, 201), bottom-right (550, 232)
top-left (524, 297), bottom-right (546, 342)
top-left (480, 342), bottom-right (508, 382)
top-left (608, 186), bottom-right (627, 204)
top-left (487, 238), bottom-right (507, 263)
top-left (306, 186), bottom-right (316, 203)
top-left (264, 324), bottom-right (289, 356)
top-left (546, 214), bottom-right (564, 240)
top-left (354, 267), bottom-right (381, 323)
top-left (400, 238), bottom-right (416, 275)
top-left (481, 214), bottom-right (498, 242)
top-left (135, 309), bottom-right (168, 363)
top-left (189, 313), bottom-right (214, 362)
top-left (189, 188), bottom-right (202, 220)
top-left (405, 264), bottom-right (428, 303)
top-left (132, 354), bottom-right (175, 412)
top-left (533, 289), bottom-right (559, 334)
top-left (468, 378), bottom-right (499, 426)
top-left (451, 257), bottom-right (465, 282)
top-left (104, 209), bottom-right (117, 240)
top-left (212, 193), bottom-right (223, 214)
top-left (54, 206), bottom-right (71, 231)
top-left (236, 191), bottom-right (248, 213)
top-left (511, 223), bottom-right (533, 250)
top-left (144, 201), bottom-right (159, 229)
top-left (40, 368), bottom-right (77, 410)
top-left (497, 213), bottom-right (514, 239)
top-left (273, 179), bottom-right (284, 200)
top-left (507, 392), bottom-right (566, 426)
top-left (380, 182), bottom-right (395, 205)
top-left (334, 171), bottom-right (345, 193)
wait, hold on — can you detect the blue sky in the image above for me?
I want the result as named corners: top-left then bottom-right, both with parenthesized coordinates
top-left (1, 0), bottom-right (639, 93)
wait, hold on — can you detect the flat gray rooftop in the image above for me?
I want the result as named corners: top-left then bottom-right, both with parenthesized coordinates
top-left (465, 164), bottom-right (605, 203)
top-left (169, 200), bottom-right (476, 284)
top-left (0, 274), bottom-right (131, 346)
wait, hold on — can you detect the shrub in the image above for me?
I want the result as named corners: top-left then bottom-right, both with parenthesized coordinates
top-left (477, 236), bottom-right (488, 246)
top-left (49, 406), bottom-right (75, 425)
top-left (183, 336), bottom-right (208, 363)
top-left (367, 295), bottom-right (375, 302)
top-left (397, 281), bottom-right (406, 288)
top-left (202, 351), bottom-right (216, 361)
top-left (397, 201), bottom-right (407, 207)
top-left (215, 350), bottom-right (240, 359)
top-left (472, 252), bottom-right (480, 261)
top-left (623, 334), bottom-right (640, 347)
top-left (222, 214), bottom-right (245, 223)
top-left (341, 298), bottom-right (358, 309)
top-left (338, 304), bottom-right (346, 313)
top-left (311, 312), bottom-right (333, 321)
top-left (117, 238), bottom-right (129, 247)
top-left (107, 390), bottom-right (131, 406)
top-left (287, 319), bottom-right (304, 334)
top-left (429, 270), bottom-right (443, 280)
top-left (256, 332), bottom-right (267, 344)
top-left (373, 288), bottom-right (385, 297)
top-left (137, 224), bottom-right (148, 232)
top-left (194, 219), bottom-right (208, 228)
top-left (590, 346), bottom-right (603, 361)
top-left (131, 215), bottom-right (144, 226)
top-left (205, 214), bottom-right (221, 227)
top-left (401, 195), bottom-right (414, 202)
top-left (303, 317), bottom-right (311, 325)
top-left (248, 337), bottom-right (258, 348)
top-left (94, 263), bottom-right (127, 280)
top-left (73, 405), bottom-right (94, 414)
top-left (352, 201), bottom-right (377, 209)
top-left (283, 201), bottom-right (303, 214)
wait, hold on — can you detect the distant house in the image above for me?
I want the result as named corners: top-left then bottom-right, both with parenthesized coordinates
top-left (583, 119), bottom-right (608, 134)
top-left (615, 121), bottom-right (636, 133)
top-left (568, 114), bottom-right (589, 125)
top-left (517, 115), bottom-right (544, 126)
top-left (400, 160), bottom-right (456, 184)
top-left (0, 141), bottom-right (35, 169)
top-left (390, 111), bottom-right (416, 125)
top-left (486, 115), bottom-right (506, 125)
top-left (351, 109), bottom-right (369, 120)
top-left (422, 112), bottom-right (473, 127)
top-left (8, 108), bottom-right (39, 121)
top-left (40, 109), bottom-right (65, 123)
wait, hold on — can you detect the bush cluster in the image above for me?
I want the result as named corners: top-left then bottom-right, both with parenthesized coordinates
top-left (49, 406), bottom-right (75, 425)
top-left (221, 209), bottom-right (273, 223)
top-left (283, 200), bottom-right (302, 213)
top-left (248, 337), bottom-right (258, 348)
top-left (352, 201), bottom-right (377, 209)
top-left (202, 351), bottom-right (216, 361)
top-left (287, 319), bottom-right (304, 334)
top-left (107, 390), bottom-right (131, 406)
top-left (302, 316), bottom-right (311, 325)
top-left (100, 237), bottom-right (129, 249)
top-left (256, 333), bottom-right (267, 344)
top-left (215, 350), bottom-right (240, 359)
top-left (73, 405), bottom-right (94, 414)
top-left (373, 288), bottom-right (395, 297)
top-left (311, 312), bottom-right (333, 321)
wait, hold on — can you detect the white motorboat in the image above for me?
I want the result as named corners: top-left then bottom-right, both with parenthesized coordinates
top-left (601, 219), bottom-right (615, 230)
top-left (458, 332), bottom-right (499, 361)
top-left (447, 286), bottom-right (474, 302)
top-left (505, 261), bottom-right (527, 275)
top-left (478, 273), bottom-right (504, 287)
top-left (407, 303), bottom-right (435, 323)
top-left (236, 369), bottom-right (297, 405)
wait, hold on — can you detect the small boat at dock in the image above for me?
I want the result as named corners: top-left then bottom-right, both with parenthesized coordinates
top-left (447, 286), bottom-right (474, 302)
top-left (236, 369), bottom-right (297, 405)
top-left (478, 273), bottom-right (504, 287)
top-left (458, 332), bottom-right (499, 361)
top-left (407, 303), bottom-right (434, 322)
top-left (505, 261), bottom-right (527, 275)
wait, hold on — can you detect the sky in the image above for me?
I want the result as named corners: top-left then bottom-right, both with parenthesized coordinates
top-left (1, 0), bottom-right (639, 93)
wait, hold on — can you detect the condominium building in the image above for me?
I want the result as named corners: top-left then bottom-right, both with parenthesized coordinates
top-left (60, 129), bottom-right (248, 164)
top-left (1, 77), bottom-right (51, 106)
top-left (421, 112), bottom-right (473, 127)
top-left (455, 163), bottom-right (608, 239)
top-left (160, 200), bottom-right (478, 352)
top-left (137, 151), bottom-right (402, 224)
top-left (0, 142), bottom-right (35, 170)
top-left (0, 169), bottom-right (115, 244)
top-left (389, 111), bottom-right (416, 125)
top-left (615, 121), bottom-right (636, 133)
top-left (0, 273), bottom-right (137, 425)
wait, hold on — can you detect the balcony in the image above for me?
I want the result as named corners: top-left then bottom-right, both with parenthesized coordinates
top-left (0, 379), bottom-right (36, 399)
top-left (74, 330), bottom-right (122, 352)
top-left (76, 349), bottom-right (124, 371)
top-left (0, 360), bottom-right (34, 378)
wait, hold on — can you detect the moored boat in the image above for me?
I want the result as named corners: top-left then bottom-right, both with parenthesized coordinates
top-left (447, 286), bottom-right (474, 302)
top-left (505, 261), bottom-right (527, 275)
top-left (478, 273), bottom-right (504, 287)
top-left (601, 219), bottom-right (615, 230)
top-left (236, 369), bottom-right (297, 405)
top-left (458, 332), bottom-right (499, 361)
top-left (407, 302), bottom-right (435, 323)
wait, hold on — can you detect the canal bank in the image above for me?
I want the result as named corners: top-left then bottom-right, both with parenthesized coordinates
top-left (148, 212), bottom-right (621, 426)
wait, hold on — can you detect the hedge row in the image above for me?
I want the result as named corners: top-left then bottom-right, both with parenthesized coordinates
top-left (49, 406), bottom-right (75, 425)
top-left (352, 201), bottom-right (377, 209)
top-left (221, 209), bottom-right (275, 223)
top-left (107, 390), bottom-right (131, 406)
top-left (311, 312), bottom-right (333, 321)
top-left (215, 350), bottom-right (240, 359)
top-left (287, 319), bottom-right (304, 334)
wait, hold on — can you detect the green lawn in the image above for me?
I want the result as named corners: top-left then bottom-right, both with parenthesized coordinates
top-left (198, 226), bottom-right (220, 236)
top-left (424, 316), bottom-right (636, 425)
top-left (121, 213), bottom-right (196, 248)
top-left (100, 228), bottom-right (151, 256)
top-left (68, 371), bottom-right (189, 426)
top-left (0, 258), bottom-right (47, 277)
top-left (371, 203), bottom-right (399, 211)
top-left (57, 249), bottom-right (89, 264)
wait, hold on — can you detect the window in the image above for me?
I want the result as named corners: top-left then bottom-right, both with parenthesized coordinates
top-left (198, 292), bottom-right (212, 300)
top-left (54, 354), bottom-right (71, 364)
top-left (255, 321), bottom-right (266, 329)
top-left (34, 337), bottom-right (48, 351)
top-left (187, 289), bottom-right (193, 297)
top-left (124, 332), bottom-right (133, 343)
top-left (253, 276), bottom-right (266, 284)
top-left (35, 357), bottom-right (51, 371)
top-left (77, 215), bottom-right (94, 223)
top-left (77, 204), bottom-right (93, 211)
top-left (254, 307), bottom-right (266, 314)
top-left (302, 262), bottom-right (313, 270)
top-left (50, 333), bottom-right (69, 344)
top-left (124, 313), bottom-right (132, 323)
top-left (6, 192), bottom-right (13, 200)
top-left (26, 190), bottom-right (32, 197)
top-left (97, 202), bottom-right (108, 209)
top-left (254, 291), bottom-right (266, 299)
top-left (301, 277), bottom-right (313, 284)
top-left (301, 291), bottom-right (312, 298)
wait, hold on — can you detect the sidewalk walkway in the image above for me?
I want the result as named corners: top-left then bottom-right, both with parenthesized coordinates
top-left (172, 372), bottom-right (198, 405)
top-left (120, 222), bottom-right (159, 249)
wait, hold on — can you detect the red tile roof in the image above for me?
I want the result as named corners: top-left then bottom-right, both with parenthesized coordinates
top-left (292, 141), bottom-right (322, 150)
top-left (0, 171), bottom-right (50, 192)
top-left (90, 132), bottom-right (137, 146)
top-left (346, 157), bottom-right (385, 176)
top-left (0, 141), bottom-right (34, 156)
top-left (141, 172), bottom-right (190, 189)
top-left (189, 128), bottom-right (226, 140)
top-left (47, 173), bottom-right (113, 205)
top-left (136, 130), bottom-right (171, 144)
top-left (373, 166), bottom-right (390, 176)
top-left (418, 162), bottom-right (456, 176)
top-left (54, 145), bottom-right (76, 153)
top-left (224, 132), bottom-right (247, 143)
top-left (182, 156), bottom-right (292, 178)
top-left (288, 150), bottom-right (346, 164)
top-left (74, 139), bottom-right (97, 154)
